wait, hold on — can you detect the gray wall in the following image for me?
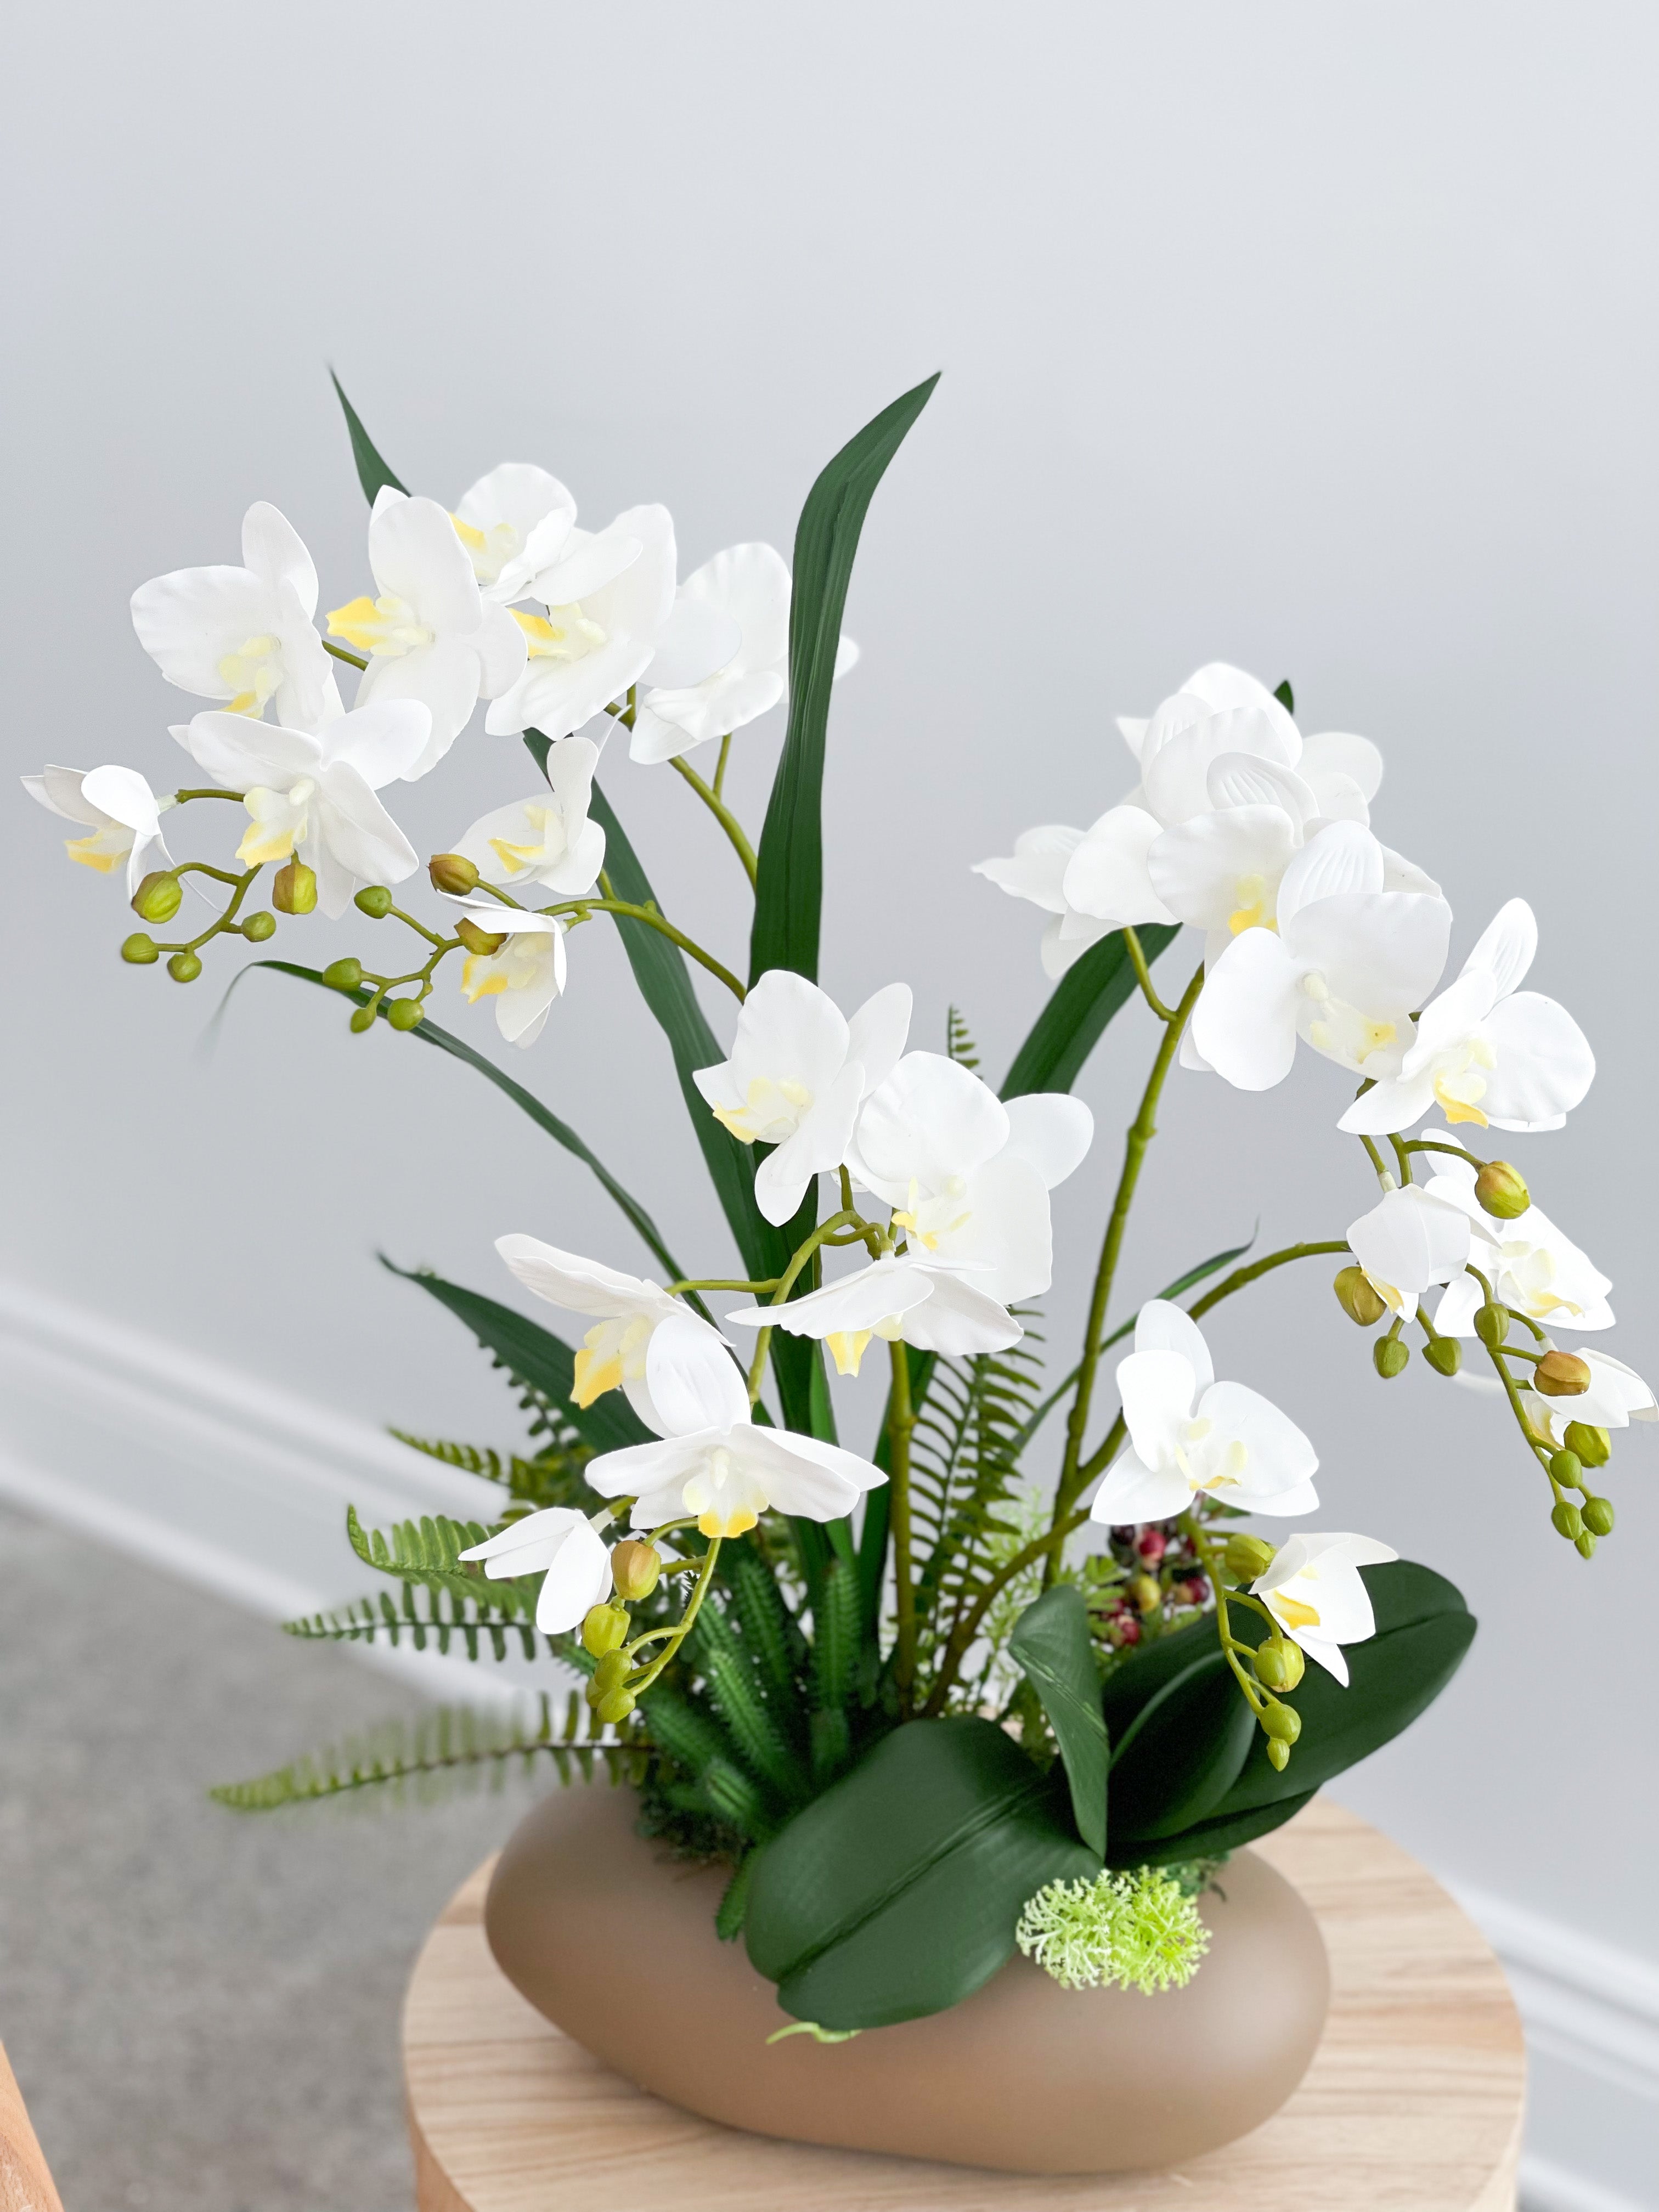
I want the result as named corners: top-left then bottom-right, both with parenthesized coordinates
top-left (5, 1), bottom-right (1655, 2191)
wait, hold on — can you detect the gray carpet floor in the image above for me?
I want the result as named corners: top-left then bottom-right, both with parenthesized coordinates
top-left (0, 1499), bottom-right (554, 2211)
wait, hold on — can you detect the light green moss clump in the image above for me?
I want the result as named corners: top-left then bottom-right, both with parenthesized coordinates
top-left (1015, 1867), bottom-right (1211, 1994)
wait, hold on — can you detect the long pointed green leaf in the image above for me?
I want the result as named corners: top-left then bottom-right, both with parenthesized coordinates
top-left (382, 1259), bottom-right (651, 1455)
top-left (1009, 1587), bottom-right (1108, 1856)
top-left (228, 960), bottom-right (689, 1291)
top-left (1000, 924), bottom-right (1181, 1099)
top-left (329, 370), bottom-right (408, 503)
top-left (749, 376), bottom-right (939, 985)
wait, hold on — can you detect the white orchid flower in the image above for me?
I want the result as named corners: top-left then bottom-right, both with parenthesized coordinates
top-left (582, 1335), bottom-right (887, 1539)
top-left (1190, 823), bottom-right (1452, 1091)
top-left (328, 490), bottom-right (527, 777)
top-left (1519, 1350), bottom-right (1658, 1447)
top-left (449, 738), bottom-right (606, 897)
top-left (1426, 1149), bottom-right (1613, 1335)
top-left (1346, 1184), bottom-right (1474, 1316)
top-left (847, 1053), bottom-right (1093, 1305)
top-left (495, 1234), bottom-right (732, 1433)
top-left (724, 1251), bottom-right (1021, 1378)
top-left (173, 702), bottom-right (426, 917)
top-left (484, 505), bottom-right (678, 743)
top-left (23, 765), bottom-right (176, 898)
top-left (457, 1507), bottom-right (612, 1633)
top-left (630, 543), bottom-right (859, 765)
top-left (1338, 900), bottom-right (1594, 1137)
top-left (453, 902), bottom-right (567, 1048)
top-left (449, 463), bottom-right (578, 604)
top-left (694, 972), bottom-right (912, 1228)
top-left (129, 501), bottom-right (337, 731)
top-left (1089, 1300), bottom-right (1319, 1525)
top-left (1251, 1532), bottom-right (1400, 1685)
top-left (972, 823), bottom-right (1117, 978)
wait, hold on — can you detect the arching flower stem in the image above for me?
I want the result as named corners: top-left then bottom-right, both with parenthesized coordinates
top-left (667, 752), bottom-right (757, 889)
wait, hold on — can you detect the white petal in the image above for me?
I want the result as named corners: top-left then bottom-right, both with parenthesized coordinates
top-left (754, 1063), bottom-right (864, 1226)
top-left (1479, 994), bottom-right (1595, 1129)
top-left (459, 1504), bottom-right (587, 1577)
top-left (1434, 1274), bottom-right (1483, 1336)
top-left (999, 1093), bottom-right (1094, 1189)
top-left (1276, 821), bottom-right (1384, 930)
top-left (472, 602), bottom-right (530, 699)
top-left (1116, 1348), bottom-right (1195, 1471)
top-left (534, 1518), bottom-right (615, 1633)
top-left (899, 1269), bottom-right (1023, 1355)
top-left (1190, 928), bottom-right (1299, 1090)
top-left (936, 1154), bottom-right (1052, 1302)
top-left (1195, 1379), bottom-right (1319, 1498)
top-left (315, 763), bottom-right (419, 887)
top-left (1062, 806), bottom-right (1175, 924)
top-left (532, 522), bottom-right (643, 606)
top-left (78, 765), bottom-right (160, 838)
top-left (852, 1052), bottom-right (1009, 1199)
top-left (241, 501), bottom-right (318, 614)
top-left (647, 595), bottom-right (744, 689)
top-left (1147, 806), bottom-right (1297, 930)
top-left (643, 1314), bottom-right (749, 1437)
top-left (494, 1234), bottom-right (668, 1322)
top-left (1347, 1187), bottom-right (1470, 1304)
top-left (369, 493), bottom-right (483, 635)
top-left (22, 766), bottom-right (104, 826)
top-left (1132, 1300), bottom-right (1214, 1393)
top-left (1204, 753), bottom-right (1316, 828)
top-left (130, 564), bottom-right (274, 698)
top-left (972, 825), bottom-right (1085, 916)
top-left (845, 983), bottom-right (912, 1094)
top-left (1460, 898), bottom-right (1536, 998)
top-left (729, 969), bottom-right (851, 1097)
top-left (179, 710), bottom-right (321, 789)
top-left (1088, 1449), bottom-right (1192, 1525)
top-left (1299, 730), bottom-right (1383, 805)
top-left (356, 637), bottom-right (481, 774)
top-left (1291, 893), bottom-right (1453, 1022)
top-left (322, 701), bottom-right (432, 788)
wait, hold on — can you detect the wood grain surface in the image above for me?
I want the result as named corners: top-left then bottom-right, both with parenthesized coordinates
top-left (404, 1797), bottom-right (1524, 2212)
top-left (0, 2045), bottom-right (64, 2212)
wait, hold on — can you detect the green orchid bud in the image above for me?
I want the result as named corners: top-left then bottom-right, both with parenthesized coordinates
top-left (120, 932), bottom-right (160, 965)
top-left (1581, 1496), bottom-right (1615, 1537)
top-left (1474, 1303), bottom-right (1509, 1348)
top-left (131, 871), bottom-right (182, 923)
top-left (1373, 1335), bottom-right (1409, 1379)
top-left (1575, 1531), bottom-right (1597, 1560)
top-left (1261, 1701), bottom-right (1302, 1745)
top-left (1564, 1421), bottom-right (1610, 1468)
top-left (272, 859), bottom-right (317, 915)
top-left (581, 1603), bottom-right (629, 1658)
top-left (595, 1685), bottom-right (637, 1726)
top-left (1127, 1571), bottom-right (1162, 1616)
top-left (1424, 1338), bottom-right (1462, 1378)
top-left (1222, 1533), bottom-right (1277, 1584)
top-left (1266, 1737), bottom-right (1291, 1771)
top-left (166, 950), bottom-right (201, 983)
top-left (241, 910), bottom-right (276, 942)
top-left (1333, 1265), bottom-right (1386, 1327)
top-left (354, 884), bottom-right (394, 918)
top-left (1550, 1499), bottom-right (1584, 1541)
top-left (1255, 1638), bottom-right (1305, 1692)
top-left (386, 998), bottom-right (425, 1031)
top-left (1474, 1160), bottom-right (1530, 1220)
top-left (348, 1005), bottom-right (377, 1035)
top-left (455, 916), bottom-right (506, 957)
top-left (1536, 1350), bottom-right (1592, 1397)
top-left (1548, 1448), bottom-right (1582, 1489)
top-left (610, 1540), bottom-right (661, 1601)
top-left (592, 1647), bottom-right (630, 1695)
top-left (322, 958), bottom-right (363, 993)
top-left (429, 852), bottom-right (479, 895)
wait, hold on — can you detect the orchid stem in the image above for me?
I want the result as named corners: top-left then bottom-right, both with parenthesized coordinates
top-left (712, 731), bottom-right (733, 802)
top-left (1122, 926), bottom-right (1180, 1023)
top-left (552, 890), bottom-right (746, 1002)
top-left (668, 755), bottom-right (758, 889)
top-left (625, 1538), bottom-right (721, 1691)
top-left (323, 639), bottom-right (369, 670)
top-left (1186, 1240), bottom-right (1351, 1323)
top-left (745, 1211), bottom-right (859, 1406)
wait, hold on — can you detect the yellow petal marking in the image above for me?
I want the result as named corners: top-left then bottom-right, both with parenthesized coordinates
top-left (1273, 1594), bottom-right (1322, 1630)
top-left (571, 1345), bottom-right (625, 1408)
top-left (826, 1329), bottom-right (873, 1378)
top-left (65, 833), bottom-right (122, 874)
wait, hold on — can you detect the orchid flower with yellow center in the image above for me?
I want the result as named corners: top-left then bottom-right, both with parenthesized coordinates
top-left (1426, 1147), bottom-right (1615, 1336)
top-left (458, 1507), bottom-right (612, 1634)
top-left (1090, 1300), bottom-right (1319, 1526)
top-left (1344, 1184), bottom-right (1475, 1318)
top-left (453, 901), bottom-right (567, 1048)
top-left (724, 1252), bottom-right (1021, 1379)
top-left (22, 765), bottom-right (176, 898)
top-left (448, 462), bottom-right (578, 603)
top-left (1251, 1532), bottom-right (1400, 1684)
top-left (448, 735), bottom-right (606, 897)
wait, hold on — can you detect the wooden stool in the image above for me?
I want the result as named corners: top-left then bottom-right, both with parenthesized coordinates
top-left (404, 1797), bottom-right (1524, 2211)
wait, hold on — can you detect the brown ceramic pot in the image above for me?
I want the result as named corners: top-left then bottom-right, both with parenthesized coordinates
top-left (484, 1780), bottom-right (1331, 2175)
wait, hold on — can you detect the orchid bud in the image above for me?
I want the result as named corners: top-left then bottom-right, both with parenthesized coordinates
top-left (272, 859), bottom-right (317, 914)
top-left (167, 950), bottom-right (201, 983)
top-left (1575, 1530), bottom-right (1597, 1559)
top-left (595, 1685), bottom-right (637, 1726)
top-left (1424, 1337), bottom-right (1462, 1378)
top-left (1536, 1351), bottom-right (1592, 1397)
top-left (1255, 1638), bottom-right (1305, 1692)
top-left (1564, 1421), bottom-right (1610, 1468)
top-left (348, 1005), bottom-right (376, 1034)
top-left (354, 884), bottom-right (394, 918)
top-left (1549, 1449), bottom-right (1582, 1489)
top-left (1550, 1499), bottom-right (1584, 1541)
top-left (1222, 1533), bottom-right (1276, 1583)
top-left (584, 1648), bottom-right (630, 1704)
top-left (322, 958), bottom-right (363, 992)
top-left (455, 916), bottom-right (506, 957)
top-left (1266, 1737), bottom-right (1291, 1771)
top-left (1582, 1496), bottom-right (1615, 1537)
top-left (1333, 1265), bottom-right (1386, 1327)
top-left (120, 932), bottom-right (160, 965)
top-left (1127, 1572), bottom-right (1161, 1616)
top-left (429, 852), bottom-right (479, 895)
top-left (1474, 1303), bottom-right (1509, 1348)
top-left (131, 871), bottom-right (182, 924)
top-left (1474, 1160), bottom-right (1530, 1220)
top-left (1261, 1701), bottom-right (1301, 1745)
top-left (242, 910), bottom-right (276, 941)
top-left (581, 1603), bottom-right (630, 1658)
top-left (387, 998), bottom-right (424, 1031)
top-left (610, 1540), bottom-right (661, 1601)
top-left (1374, 1335), bottom-right (1409, 1378)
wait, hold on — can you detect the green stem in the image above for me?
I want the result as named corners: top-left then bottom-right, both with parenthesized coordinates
top-left (1121, 926), bottom-right (1179, 1023)
top-left (1052, 962), bottom-right (1206, 1549)
top-left (888, 1339), bottom-right (918, 1712)
top-left (1405, 1138), bottom-right (1489, 1167)
top-left (625, 1538), bottom-right (721, 1692)
top-left (323, 639), bottom-right (369, 670)
top-left (173, 860), bottom-right (245, 887)
top-left (668, 755), bottom-right (758, 888)
top-left (919, 1509), bottom-right (1093, 1717)
top-left (1389, 1133), bottom-right (1414, 1186)
top-left (171, 788), bottom-right (245, 804)
top-left (1181, 1514), bottom-right (1269, 1718)
top-left (667, 1277), bottom-right (780, 1297)
top-left (712, 731), bottom-right (733, 802)
top-left (1357, 1133), bottom-right (1391, 1183)
top-left (546, 896), bottom-right (746, 1002)
top-left (745, 1211), bottom-right (859, 1406)
top-left (1187, 1240), bottom-right (1352, 1323)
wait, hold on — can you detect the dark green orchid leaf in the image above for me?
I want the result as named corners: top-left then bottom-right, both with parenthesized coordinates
top-left (329, 370), bottom-right (408, 503)
top-left (749, 375), bottom-right (938, 986)
top-left (745, 1717), bottom-right (1094, 2029)
top-left (1009, 1586), bottom-right (1109, 1855)
top-left (1273, 679), bottom-right (1294, 714)
top-left (381, 1260), bottom-right (650, 1457)
top-left (1001, 924), bottom-right (1181, 1100)
top-left (1105, 1647), bottom-right (1257, 1849)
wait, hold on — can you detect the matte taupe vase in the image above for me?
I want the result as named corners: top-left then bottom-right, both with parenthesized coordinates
top-left (484, 1781), bottom-right (1330, 2175)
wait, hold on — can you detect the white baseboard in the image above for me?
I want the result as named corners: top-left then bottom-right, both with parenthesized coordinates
top-left (2, 1272), bottom-right (1655, 2204)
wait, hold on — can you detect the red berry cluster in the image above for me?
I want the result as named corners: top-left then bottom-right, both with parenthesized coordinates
top-left (1092, 1523), bottom-right (1211, 1650)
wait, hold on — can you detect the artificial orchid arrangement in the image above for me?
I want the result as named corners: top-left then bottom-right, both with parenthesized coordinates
top-left (31, 374), bottom-right (1645, 2035)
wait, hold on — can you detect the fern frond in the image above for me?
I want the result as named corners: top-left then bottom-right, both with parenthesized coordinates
top-left (284, 1579), bottom-right (556, 1664)
top-left (344, 1505), bottom-right (540, 1617)
top-left (945, 1004), bottom-right (981, 1070)
top-left (388, 1429), bottom-right (596, 1513)
top-left (211, 1694), bottom-right (649, 1810)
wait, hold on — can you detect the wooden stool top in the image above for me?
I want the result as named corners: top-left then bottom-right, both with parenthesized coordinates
top-left (404, 1797), bottom-right (1523, 2212)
